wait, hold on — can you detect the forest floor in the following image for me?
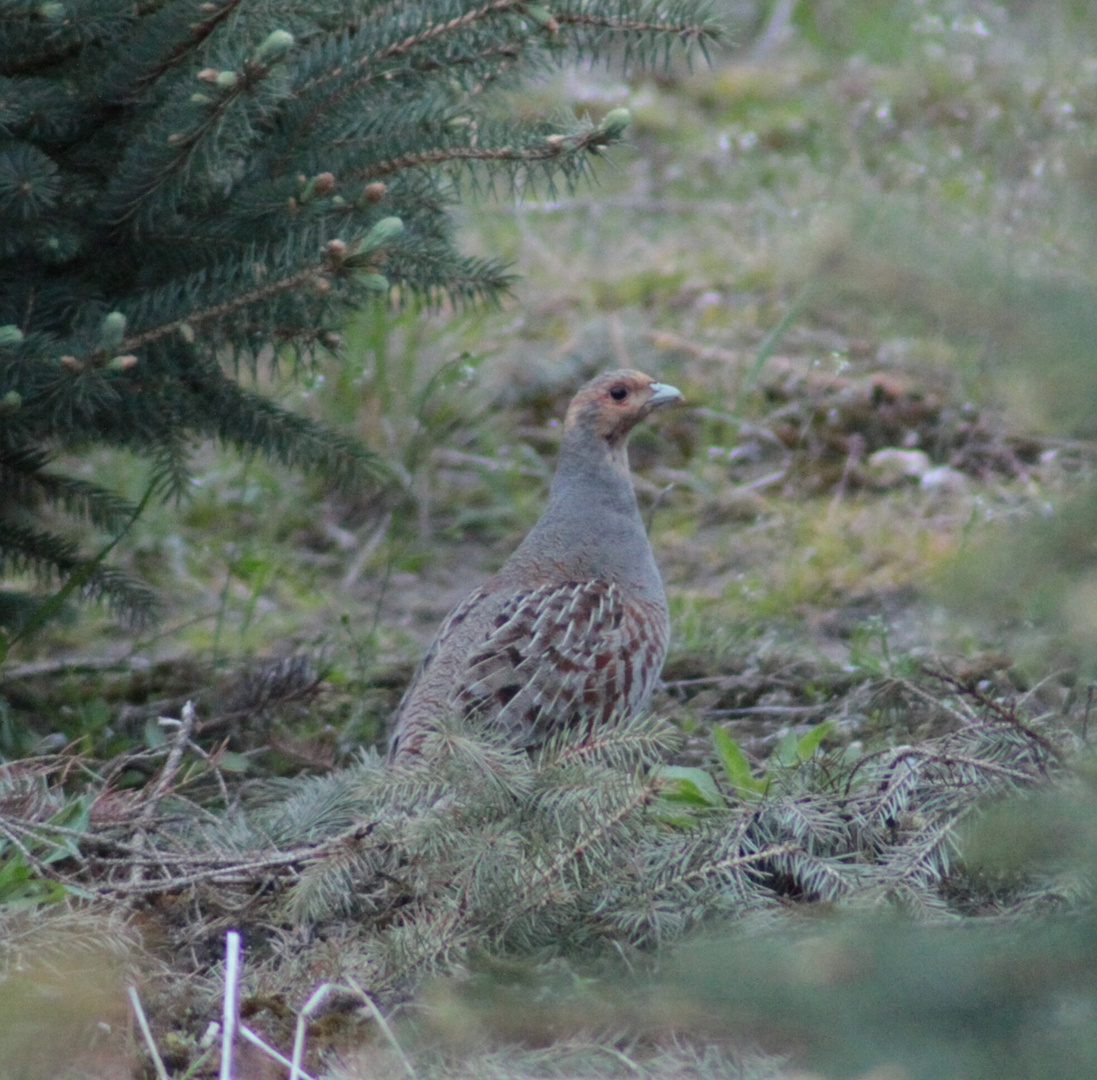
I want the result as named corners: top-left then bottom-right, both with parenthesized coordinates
top-left (4, 4), bottom-right (1097, 1079)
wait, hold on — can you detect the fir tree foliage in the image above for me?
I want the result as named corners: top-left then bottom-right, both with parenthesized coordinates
top-left (0, 0), bottom-right (722, 627)
top-left (0, 699), bottom-right (1068, 999)
top-left (0, 676), bottom-right (1086, 1075)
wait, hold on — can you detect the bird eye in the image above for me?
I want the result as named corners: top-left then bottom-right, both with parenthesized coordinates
top-left (609, 384), bottom-right (628, 401)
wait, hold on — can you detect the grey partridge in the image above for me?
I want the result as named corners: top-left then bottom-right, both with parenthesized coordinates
top-left (387, 369), bottom-right (683, 761)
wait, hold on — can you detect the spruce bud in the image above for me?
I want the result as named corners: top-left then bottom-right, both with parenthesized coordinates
top-left (0, 325), bottom-right (24, 349)
top-left (300, 172), bottom-right (335, 204)
top-left (215, 71), bottom-right (238, 88)
top-left (1, 391), bottom-right (21, 410)
top-left (362, 216), bottom-right (403, 250)
top-left (325, 239), bottom-right (348, 263)
top-left (360, 182), bottom-right (387, 205)
top-left (108, 355), bottom-right (138, 371)
top-left (314, 277), bottom-right (331, 294)
top-left (167, 133), bottom-right (186, 145)
top-left (178, 323), bottom-right (196, 344)
top-left (331, 195), bottom-right (346, 208)
top-left (253, 29), bottom-right (294, 64)
top-left (523, 4), bottom-right (559, 32)
top-left (598, 108), bottom-right (631, 139)
top-left (99, 311), bottom-right (126, 350)
top-left (60, 355), bottom-right (82, 371)
top-left (191, 93), bottom-right (212, 104)
top-left (197, 68), bottom-right (220, 82)
top-left (37, 2), bottom-right (65, 19)
top-left (359, 273), bottom-right (389, 292)
top-left (545, 134), bottom-right (567, 151)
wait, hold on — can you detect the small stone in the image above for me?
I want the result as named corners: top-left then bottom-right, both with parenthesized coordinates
top-left (920, 465), bottom-right (967, 494)
top-left (865, 448), bottom-right (931, 488)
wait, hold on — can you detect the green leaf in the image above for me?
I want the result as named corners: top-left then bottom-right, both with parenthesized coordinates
top-left (0, 851), bottom-right (68, 910)
top-left (772, 730), bottom-right (802, 768)
top-left (712, 726), bottom-right (764, 793)
top-left (652, 765), bottom-right (726, 808)
top-left (216, 751), bottom-right (251, 773)
top-left (144, 717), bottom-right (168, 749)
top-left (45, 798), bottom-right (90, 862)
top-left (795, 720), bottom-right (833, 761)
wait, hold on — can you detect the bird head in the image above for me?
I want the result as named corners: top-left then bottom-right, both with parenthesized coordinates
top-left (563, 370), bottom-right (683, 445)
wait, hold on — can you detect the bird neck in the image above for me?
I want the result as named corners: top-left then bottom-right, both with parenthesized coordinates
top-left (549, 422), bottom-right (636, 510)
top-left (504, 423), bottom-right (662, 595)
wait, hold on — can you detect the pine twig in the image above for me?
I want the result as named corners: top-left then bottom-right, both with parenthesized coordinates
top-left (121, 263), bottom-right (333, 352)
top-left (240, 1025), bottom-right (316, 1080)
top-left (220, 931), bottom-right (241, 1080)
top-left (128, 986), bottom-right (171, 1080)
top-left (352, 128), bottom-right (608, 181)
top-left (923, 665), bottom-right (1068, 768)
top-left (136, 701), bottom-right (198, 827)
top-left (345, 976), bottom-right (419, 1080)
top-left (298, 0), bottom-right (526, 97)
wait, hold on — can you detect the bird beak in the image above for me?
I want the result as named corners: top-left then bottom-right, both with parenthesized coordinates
top-left (648, 382), bottom-right (684, 408)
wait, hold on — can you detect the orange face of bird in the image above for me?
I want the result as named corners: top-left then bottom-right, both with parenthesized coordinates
top-left (563, 370), bottom-right (684, 442)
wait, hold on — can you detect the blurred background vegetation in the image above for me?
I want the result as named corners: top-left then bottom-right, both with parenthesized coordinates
top-left (5, 1), bottom-right (1097, 1078)
top-left (9, 0), bottom-right (1097, 752)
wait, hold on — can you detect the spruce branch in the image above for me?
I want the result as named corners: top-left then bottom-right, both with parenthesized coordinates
top-left (0, 446), bottom-right (137, 530)
top-left (924, 665), bottom-right (1068, 768)
top-left (120, 262), bottom-right (333, 352)
top-left (104, 54), bottom-right (293, 226)
top-left (197, 375), bottom-right (385, 485)
top-left (128, 0), bottom-right (246, 94)
top-left (1, 0), bottom-right (720, 628)
top-left (296, 0), bottom-right (530, 100)
top-left (496, 775), bottom-right (656, 935)
top-left (556, 7), bottom-right (719, 39)
top-left (276, 40), bottom-right (527, 166)
top-left (354, 123), bottom-right (624, 182)
top-left (0, 519), bottom-right (159, 630)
